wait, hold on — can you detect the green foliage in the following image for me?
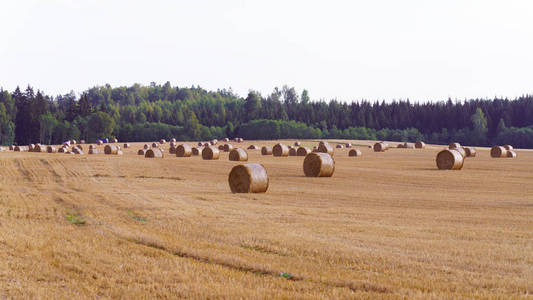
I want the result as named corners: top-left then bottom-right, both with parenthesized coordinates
top-left (2, 83), bottom-right (533, 148)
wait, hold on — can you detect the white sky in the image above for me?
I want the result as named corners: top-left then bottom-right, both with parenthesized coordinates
top-left (1, 0), bottom-right (532, 102)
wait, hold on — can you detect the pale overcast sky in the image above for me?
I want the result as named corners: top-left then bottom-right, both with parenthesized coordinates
top-left (1, 0), bottom-right (532, 101)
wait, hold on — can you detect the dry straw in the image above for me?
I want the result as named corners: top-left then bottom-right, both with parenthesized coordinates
top-left (404, 142), bottom-right (415, 149)
top-left (223, 144), bottom-right (234, 152)
top-left (490, 146), bottom-right (507, 158)
top-left (373, 142), bottom-right (389, 152)
top-left (104, 145), bottom-right (119, 155)
top-left (397, 144), bottom-right (405, 149)
top-left (46, 146), bottom-right (56, 153)
top-left (176, 144), bottom-right (192, 157)
top-left (303, 152), bottom-right (335, 177)
top-left (202, 146), bottom-right (220, 160)
top-left (449, 142), bottom-right (461, 149)
top-left (145, 148), bottom-right (164, 158)
top-left (453, 147), bottom-right (466, 158)
top-left (261, 146), bottom-right (273, 155)
top-left (228, 163), bottom-right (269, 193)
top-left (436, 149), bottom-right (464, 170)
top-left (33, 144), bottom-right (46, 152)
top-left (72, 147), bottom-right (84, 155)
top-left (273, 143), bottom-right (289, 157)
top-left (318, 142), bottom-right (334, 156)
top-left (29, 144), bottom-right (35, 152)
top-left (289, 148), bottom-right (297, 156)
top-left (348, 149), bottom-right (362, 157)
top-left (89, 149), bottom-right (100, 154)
top-left (503, 145), bottom-right (514, 151)
top-left (192, 147), bottom-right (203, 156)
top-left (14, 146), bottom-right (28, 152)
top-left (415, 141), bottom-right (426, 149)
top-left (229, 148), bottom-right (248, 161)
top-left (507, 150), bottom-right (517, 158)
top-left (297, 147), bottom-right (311, 156)
top-left (464, 147), bottom-right (477, 157)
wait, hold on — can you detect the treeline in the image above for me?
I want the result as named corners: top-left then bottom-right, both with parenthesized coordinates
top-left (0, 82), bottom-right (532, 147)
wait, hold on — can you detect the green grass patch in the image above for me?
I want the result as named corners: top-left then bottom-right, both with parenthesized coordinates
top-left (65, 210), bottom-right (86, 225)
top-left (128, 210), bottom-right (147, 222)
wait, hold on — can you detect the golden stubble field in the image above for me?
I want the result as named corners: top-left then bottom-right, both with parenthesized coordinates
top-left (0, 140), bottom-right (532, 299)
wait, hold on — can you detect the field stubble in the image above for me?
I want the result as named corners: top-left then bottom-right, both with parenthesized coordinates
top-left (0, 140), bottom-right (532, 299)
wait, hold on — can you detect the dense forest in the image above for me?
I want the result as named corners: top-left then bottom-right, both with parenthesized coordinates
top-left (0, 82), bottom-right (532, 148)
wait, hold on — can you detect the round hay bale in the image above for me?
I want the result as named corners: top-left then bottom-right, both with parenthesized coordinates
top-left (89, 149), bottom-right (100, 154)
top-left (34, 144), bottom-right (46, 152)
top-left (415, 141), bottom-right (426, 149)
top-left (454, 147), bottom-right (466, 157)
top-left (318, 142), bottom-right (334, 156)
top-left (218, 145), bottom-right (225, 150)
top-left (272, 143), bottom-right (289, 157)
top-left (169, 145), bottom-right (177, 154)
top-left (176, 144), bottom-right (192, 157)
top-left (397, 144), bottom-right (405, 148)
top-left (223, 144), bottom-right (234, 152)
top-left (57, 147), bottom-right (67, 153)
top-left (9, 145), bottom-right (14, 150)
top-left (152, 142), bottom-right (158, 148)
top-left (294, 141), bottom-right (301, 147)
top-left (297, 147), bottom-right (311, 156)
top-left (145, 148), bottom-right (163, 158)
top-left (192, 147), bottom-right (203, 156)
top-left (112, 138), bottom-right (118, 143)
top-left (348, 149), bottom-right (362, 157)
top-left (170, 138), bottom-right (176, 143)
top-left (46, 146), bottom-right (57, 153)
top-left (507, 150), bottom-right (517, 158)
top-left (29, 144), bottom-right (35, 152)
top-left (312, 146), bottom-right (319, 152)
top-left (159, 139), bottom-right (166, 144)
top-left (449, 142), bottom-right (461, 149)
top-left (503, 145), bottom-right (513, 151)
top-left (202, 146), bottom-right (220, 160)
top-left (247, 145), bottom-right (258, 150)
top-left (104, 145), bottom-right (119, 155)
top-left (345, 143), bottom-right (352, 148)
top-left (223, 138), bottom-right (230, 142)
top-left (198, 142), bottom-right (204, 147)
top-left (261, 146), bottom-right (273, 155)
top-left (464, 147), bottom-right (476, 157)
top-left (72, 147), bottom-right (84, 155)
top-left (137, 149), bottom-right (147, 155)
top-left (70, 140), bottom-right (77, 145)
top-left (490, 146), bottom-right (507, 158)
top-left (123, 143), bottom-right (130, 149)
top-left (336, 144), bottom-right (343, 149)
top-left (373, 142), bottom-right (389, 152)
top-left (228, 163), bottom-right (268, 193)
top-left (89, 144), bottom-right (95, 150)
top-left (436, 149), bottom-right (464, 170)
top-left (14, 146), bottom-right (28, 152)
top-left (229, 148), bottom-right (248, 161)
top-left (144, 144), bottom-right (150, 150)
top-left (289, 148), bottom-right (297, 156)
top-left (210, 139), bottom-right (218, 145)
top-left (97, 140), bottom-right (103, 145)
top-left (203, 142), bottom-right (211, 147)
top-left (404, 142), bottom-right (415, 149)
top-left (75, 145), bottom-right (84, 151)
top-left (303, 152), bottom-right (335, 177)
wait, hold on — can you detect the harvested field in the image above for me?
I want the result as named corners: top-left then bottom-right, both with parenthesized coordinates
top-left (0, 139), bottom-right (532, 299)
